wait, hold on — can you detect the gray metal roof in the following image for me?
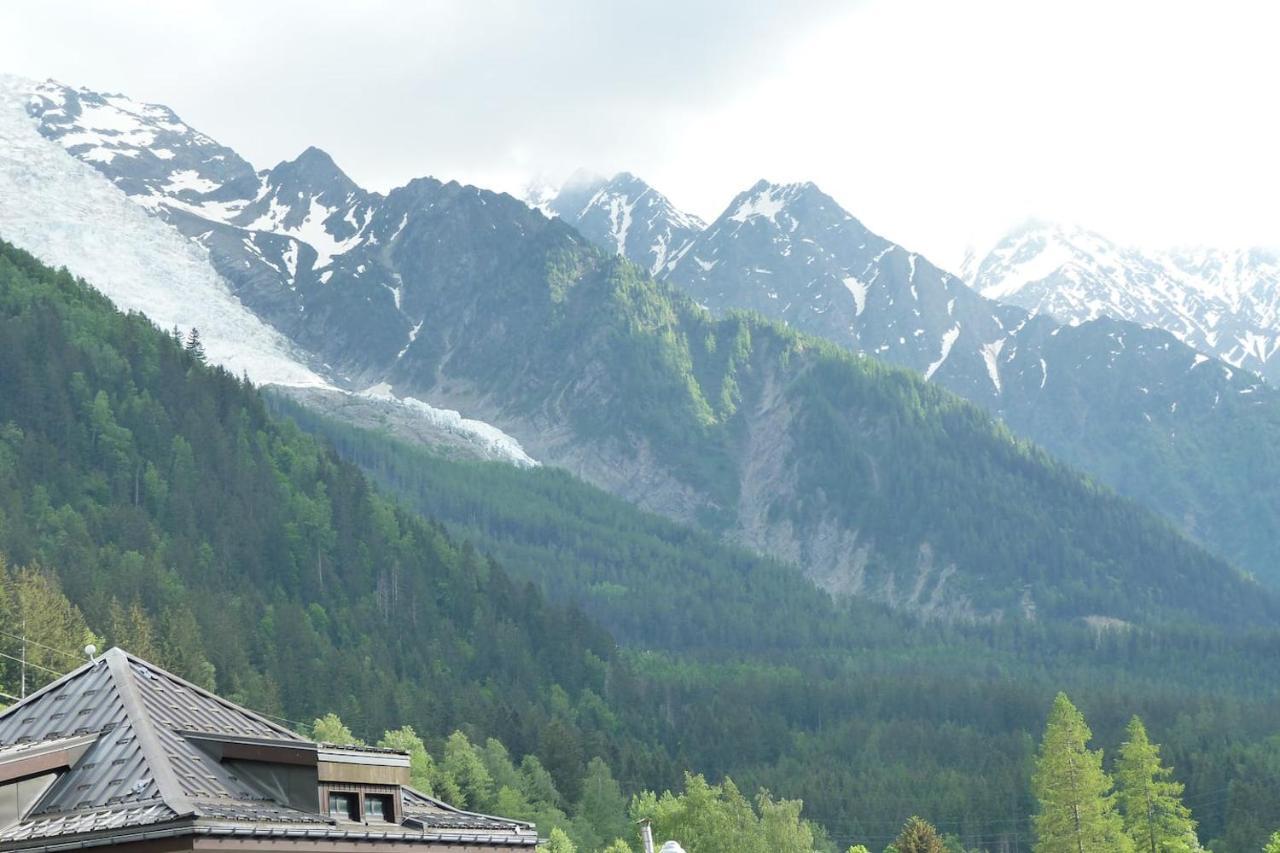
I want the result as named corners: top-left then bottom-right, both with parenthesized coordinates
top-left (0, 802), bottom-right (176, 844)
top-left (0, 649), bottom-right (537, 849)
top-left (401, 788), bottom-right (532, 832)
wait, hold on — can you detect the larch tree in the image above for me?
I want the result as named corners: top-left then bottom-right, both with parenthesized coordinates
top-left (574, 756), bottom-right (630, 850)
top-left (1114, 717), bottom-right (1202, 853)
top-left (893, 816), bottom-right (944, 853)
top-left (1032, 693), bottom-right (1132, 853)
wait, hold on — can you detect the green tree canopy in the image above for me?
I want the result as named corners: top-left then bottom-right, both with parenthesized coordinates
top-left (312, 712), bottom-right (363, 746)
top-left (1115, 716), bottom-right (1202, 853)
top-left (893, 817), bottom-right (944, 853)
top-left (601, 841), bottom-right (634, 853)
top-left (442, 730), bottom-right (494, 810)
top-left (1032, 693), bottom-right (1131, 853)
top-left (630, 772), bottom-right (815, 853)
top-left (542, 827), bottom-right (577, 853)
top-left (574, 757), bottom-right (630, 851)
top-left (377, 726), bottom-right (436, 795)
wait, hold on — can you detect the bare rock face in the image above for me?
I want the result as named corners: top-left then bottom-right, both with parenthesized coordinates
top-left (539, 170), bottom-right (1280, 584)
top-left (16, 76), bottom-right (1278, 626)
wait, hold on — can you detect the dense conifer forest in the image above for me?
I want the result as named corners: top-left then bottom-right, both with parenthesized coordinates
top-left (2, 239), bottom-right (1280, 851)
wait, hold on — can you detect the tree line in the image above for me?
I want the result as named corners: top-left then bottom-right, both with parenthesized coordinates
top-left (2, 237), bottom-right (1280, 852)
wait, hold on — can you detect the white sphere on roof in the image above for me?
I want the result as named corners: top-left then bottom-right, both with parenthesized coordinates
top-left (659, 843), bottom-right (687, 853)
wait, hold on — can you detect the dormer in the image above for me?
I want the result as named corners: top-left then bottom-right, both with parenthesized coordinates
top-left (0, 734), bottom-right (96, 828)
top-left (317, 744), bottom-right (410, 825)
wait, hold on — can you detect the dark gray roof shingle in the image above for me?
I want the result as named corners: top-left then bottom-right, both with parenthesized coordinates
top-left (0, 649), bottom-right (537, 849)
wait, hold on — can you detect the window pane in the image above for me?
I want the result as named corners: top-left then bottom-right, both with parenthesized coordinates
top-left (365, 794), bottom-right (393, 822)
top-left (328, 792), bottom-right (357, 820)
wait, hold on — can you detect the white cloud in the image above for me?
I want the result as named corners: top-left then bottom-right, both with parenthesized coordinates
top-left (2, 0), bottom-right (1277, 271)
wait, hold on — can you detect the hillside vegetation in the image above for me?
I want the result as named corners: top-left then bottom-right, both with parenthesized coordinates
top-left (3, 240), bottom-right (1280, 851)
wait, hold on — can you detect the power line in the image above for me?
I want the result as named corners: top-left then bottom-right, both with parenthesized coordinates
top-left (0, 650), bottom-right (63, 677)
top-left (0, 628), bottom-right (87, 662)
top-left (0, 629), bottom-right (316, 732)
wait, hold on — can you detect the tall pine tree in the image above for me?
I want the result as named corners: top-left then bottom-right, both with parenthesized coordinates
top-left (1032, 693), bottom-right (1132, 853)
top-left (1114, 717), bottom-right (1202, 853)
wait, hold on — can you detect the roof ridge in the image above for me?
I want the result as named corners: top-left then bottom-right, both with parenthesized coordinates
top-left (109, 647), bottom-right (304, 741)
top-left (105, 649), bottom-right (198, 819)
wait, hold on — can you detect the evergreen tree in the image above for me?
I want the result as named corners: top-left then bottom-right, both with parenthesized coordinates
top-left (442, 730), bottom-right (494, 810)
top-left (574, 757), bottom-right (630, 850)
top-left (158, 606), bottom-right (216, 690)
top-left (630, 772), bottom-right (816, 853)
top-left (4, 564), bottom-right (99, 693)
top-left (482, 737), bottom-right (525, 796)
top-left (1032, 693), bottom-right (1131, 853)
top-left (107, 598), bottom-right (161, 661)
top-left (184, 327), bottom-right (206, 362)
top-left (1115, 717), bottom-right (1202, 853)
top-left (893, 817), bottom-right (944, 853)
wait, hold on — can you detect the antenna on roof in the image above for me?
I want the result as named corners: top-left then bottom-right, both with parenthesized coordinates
top-left (84, 644), bottom-right (97, 662)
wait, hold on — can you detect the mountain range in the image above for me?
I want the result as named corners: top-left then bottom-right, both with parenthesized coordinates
top-left (3, 75), bottom-right (1278, 614)
top-left (537, 172), bottom-right (1280, 583)
top-left (6, 234), bottom-right (1280, 853)
top-left (4, 72), bottom-right (1280, 852)
top-left (962, 221), bottom-right (1280, 382)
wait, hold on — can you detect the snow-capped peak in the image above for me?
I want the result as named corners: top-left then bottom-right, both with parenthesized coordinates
top-left (725, 180), bottom-right (816, 226)
top-left (534, 170), bottom-right (705, 276)
top-left (965, 221), bottom-right (1280, 382)
top-left (0, 74), bottom-right (327, 389)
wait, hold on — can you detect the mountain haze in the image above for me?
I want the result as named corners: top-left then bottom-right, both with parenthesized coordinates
top-left (4, 238), bottom-right (1280, 852)
top-left (963, 221), bottom-right (1280, 382)
top-left (10, 77), bottom-right (1278, 619)
top-left (542, 172), bottom-right (1280, 583)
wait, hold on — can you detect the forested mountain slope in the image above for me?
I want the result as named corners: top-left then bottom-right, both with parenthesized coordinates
top-left (348, 213), bottom-right (1271, 626)
top-left (542, 174), bottom-right (1280, 584)
top-left (273, 389), bottom-right (1280, 853)
top-left (19, 78), bottom-right (1279, 611)
top-left (0, 238), bottom-right (623, 765)
top-left (3, 239), bottom-right (1280, 852)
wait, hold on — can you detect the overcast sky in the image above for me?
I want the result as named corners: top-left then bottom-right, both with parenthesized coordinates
top-left (3, 0), bottom-right (1278, 269)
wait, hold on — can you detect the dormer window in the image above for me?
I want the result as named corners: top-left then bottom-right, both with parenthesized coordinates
top-left (364, 793), bottom-right (393, 822)
top-left (327, 791), bottom-right (358, 821)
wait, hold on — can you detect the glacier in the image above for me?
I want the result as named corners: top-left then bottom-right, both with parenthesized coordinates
top-left (0, 74), bottom-right (328, 388)
top-left (0, 75), bottom-right (539, 468)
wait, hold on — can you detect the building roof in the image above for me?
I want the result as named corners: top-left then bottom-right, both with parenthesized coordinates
top-left (0, 649), bottom-right (536, 849)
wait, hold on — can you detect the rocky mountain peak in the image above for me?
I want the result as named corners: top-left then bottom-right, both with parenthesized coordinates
top-left (263, 146), bottom-right (360, 205)
top-left (966, 222), bottom-right (1280, 381)
top-left (535, 169), bottom-right (705, 275)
